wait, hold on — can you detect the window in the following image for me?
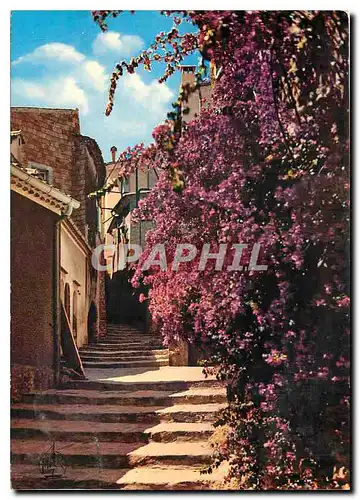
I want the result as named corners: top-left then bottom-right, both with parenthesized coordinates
top-left (25, 162), bottom-right (54, 184)
top-left (121, 177), bottom-right (130, 194)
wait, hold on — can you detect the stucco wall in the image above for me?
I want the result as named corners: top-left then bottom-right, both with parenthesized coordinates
top-left (60, 223), bottom-right (88, 348)
top-left (11, 192), bottom-right (57, 399)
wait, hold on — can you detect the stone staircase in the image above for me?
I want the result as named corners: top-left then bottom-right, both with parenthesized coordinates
top-left (11, 324), bottom-right (228, 490)
top-left (78, 323), bottom-right (169, 369)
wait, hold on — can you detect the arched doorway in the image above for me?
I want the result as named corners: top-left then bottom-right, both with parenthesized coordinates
top-left (106, 269), bottom-right (147, 329)
top-left (72, 291), bottom-right (78, 343)
top-left (87, 302), bottom-right (97, 344)
top-left (64, 283), bottom-right (70, 321)
top-left (60, 278), bottom-right (64, 302)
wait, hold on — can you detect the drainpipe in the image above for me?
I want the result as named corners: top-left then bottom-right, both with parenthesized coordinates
top-left (135, 163), bottom-right (139, 208)
top-left (137, 188), bottom-right (151, 247)
top-left (135, 162), bottom-right (141, 247)
top-left (134, 162), bottom-right (142, 248)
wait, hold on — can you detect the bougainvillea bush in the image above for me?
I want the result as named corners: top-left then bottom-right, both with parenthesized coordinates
top-left (93, 10), bottom-right (350, 490)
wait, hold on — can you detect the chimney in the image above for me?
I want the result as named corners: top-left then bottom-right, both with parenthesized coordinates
top-left (110, 146), bottom-right (117, 163)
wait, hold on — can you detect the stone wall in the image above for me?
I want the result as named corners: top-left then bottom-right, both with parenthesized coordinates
top-left (11, 107), bottom-right (80, 196)
top-left (169, 339), bottom-right (189, 366)
top-left (11, 365), bottom-right (54, 403)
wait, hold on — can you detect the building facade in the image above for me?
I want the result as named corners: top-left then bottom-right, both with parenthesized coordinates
top-left (102, 147), bottom-right (159, 277)
top-left (11, 156), bottom-right (80, 400)
top-left (100, 147), bottom-right (158, 326)
top-left (11, 107), bottom-right (107, 397)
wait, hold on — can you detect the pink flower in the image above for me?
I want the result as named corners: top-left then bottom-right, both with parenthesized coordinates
top-left (337, 296), bottom-right (350, 308)
top-left (263, 350), bottom-right (288, 366)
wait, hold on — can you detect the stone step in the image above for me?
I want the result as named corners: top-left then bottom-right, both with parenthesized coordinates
top-left (147, 422), bottom-right (215, 442)
top-left (114, 464), bottom-right (227, 490)
top-left (79, 348), bottom-right (167, 355)
top-left (105, 334), bottom-right (147, 337)
top-left (21, 387), bottom-right (226, 407)
top-left (81, 348), bottom-right (165, 354)
top-left (102, 339), bottom-right (164, 346)
top-left (11, 420), bottom-right (148, 443)
top-left (11, 420), bottom-right (214, 443)
top-left (105, 332), bottom-right (146, 337)
top-left (107, 341), bottom-right (163, 345)
top-left (104, 333), bottom-right (161, 342)
top-left (107, 325), bottom-right (143, 330)
top-left (63, 378), bottom-right (224, 392)
top-left (102, 340), bottom-right (162, 346)
top-left (82, 340), bottom-right (163, 346)
top-left (80, 348), bottom-right (166, 355)
top-left (82, 359), bottom-right (169, 369)
top-left (79, 351), bottom-right (168, 360)
top-left (11, 440), bottom-right (213, 468)
top-left (80, 354), bottom-right (169, 363)
top-left (12, 402), bottom-right (226, 424)
top-left (83, 347), bottom-right (165, 353)
top-left (10, 358), bottom-right (227, 490)
top-left (80, 345), bottom-right (163, 352)
top-left (88, 342), bottom-right (164, 349)
top-left (95, 339), bottom-right (163, 345)
top-left (11, 464), bottom-right (227, 490)
top-left (106, 328), bottom-right (153, 332)
top-left (106, 328), bottom-right (143, 332)
top-left (106, 333), bottom-right (145, 337)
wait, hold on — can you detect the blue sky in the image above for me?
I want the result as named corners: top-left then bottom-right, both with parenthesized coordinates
top-left (11, 11), bottom-right (198, 161)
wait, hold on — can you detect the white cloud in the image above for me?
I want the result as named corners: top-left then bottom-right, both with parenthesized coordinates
top-left (11, 35), bottom-right (177, 158)
top-left (121, 74), bottom-right (174, 113)
top-left (12, 76), bottom-right (89, 115)
top-left (13, 42), bottom-right (108, 93)
top-left (13, 80), bottom-right (46, 100)
top-left (13, 43), bottom-right (85, 66)
top-left (80, 60), bottom-right (108, 92)
top-left (92, 31), bottom-right (144, 57)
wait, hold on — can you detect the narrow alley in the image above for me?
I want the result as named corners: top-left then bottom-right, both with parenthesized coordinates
top-left (9, 10), bottom-right (350, 492)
